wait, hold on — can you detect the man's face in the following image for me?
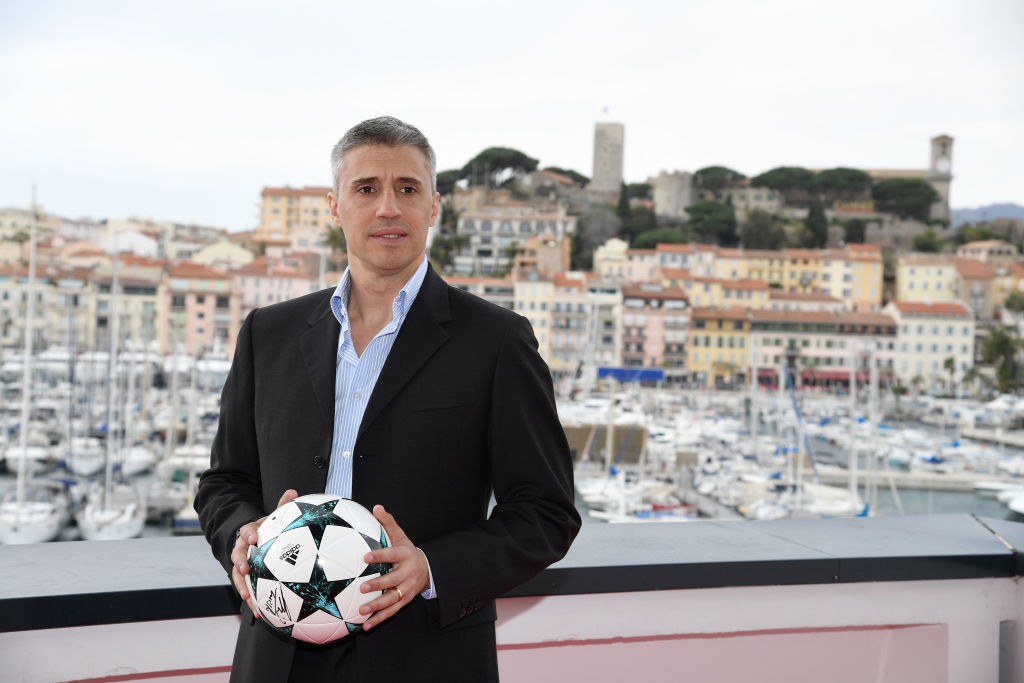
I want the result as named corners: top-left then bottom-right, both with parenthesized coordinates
top-left (328, 144), bottom-right (439, 282)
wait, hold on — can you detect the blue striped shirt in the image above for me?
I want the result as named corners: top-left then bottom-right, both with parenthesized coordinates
top-left (325, 256), bottom-right (428, 497)
top-left (324, 256), bottom-right (437, 599)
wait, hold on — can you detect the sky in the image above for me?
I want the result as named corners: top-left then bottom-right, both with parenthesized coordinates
top-left (1, 0), bottom-right (1022, 232)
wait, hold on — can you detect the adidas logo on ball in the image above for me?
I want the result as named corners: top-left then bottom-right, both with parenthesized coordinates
top-left (279, 543), bottom-right (301, 565)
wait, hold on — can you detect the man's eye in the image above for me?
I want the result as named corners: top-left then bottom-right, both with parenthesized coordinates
top-left (358, 186), bottom-right (375, 194)
top-left (399, 186), bottom-right (416, 194)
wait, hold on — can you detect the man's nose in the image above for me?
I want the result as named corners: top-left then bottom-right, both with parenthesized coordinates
top-left (375, 188), bottom-right (401, 219)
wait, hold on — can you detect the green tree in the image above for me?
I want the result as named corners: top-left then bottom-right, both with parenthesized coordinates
top-left (810, 168), bottom-right (873, 202)
top-left (803, 200), bottom-right (828, 248)
top-left (982, 326), bottom-right (1020, 393)
top-left (943, 357), bottom-right (957, 397)
top-left (541, 166), bottom-right (589, 186)
top-left (616, 183), bottom-right (631, 218)
top-left (959, 223), bottom-right (1014, 246)
top-left (694, 166), bottom-right (746, 197)
top-left (1005, 290), bottom-right (1024, 313)
top-left (740, 208), bottom-right (788, 249)
top-left (685, 200), bottom-right (737, 246)
top-left (461, 147), bottom-right (539, 187)
top-left (872, 178), bottom-right (940, 221)
top-left (844, 218), bottom-right (867, 244)
top-left (751, 166), bottom-right (815, 192)
top-left (633, 227), bottom-right (688, 249)
top-left (435, 169), bottom-right (462, 196)
top-left (624, 182), bottom-right (651, 200)
top-left (913, 228), bottom-right (944, 253)
top-left (323, 224), bottom-right (347, 254)
top-left (621, 205), bottom-right (656, 243)
top-left (428, 233), bottom-right (468, 273)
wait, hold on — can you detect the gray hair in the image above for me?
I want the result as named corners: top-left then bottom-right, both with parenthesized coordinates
top-left (330, 115), bottom-right (437, 194)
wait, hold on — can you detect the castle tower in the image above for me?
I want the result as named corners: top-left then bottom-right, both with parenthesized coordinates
top-left (926, 134), bottom-right (953, 222)
top-left (590, 122), bottom-right (625, 202)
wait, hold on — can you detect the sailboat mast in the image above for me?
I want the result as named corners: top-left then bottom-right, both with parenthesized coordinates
top-left (103, 237), bottom-right (120, 509)
top-left (16, 186), bottom-right (38, 506)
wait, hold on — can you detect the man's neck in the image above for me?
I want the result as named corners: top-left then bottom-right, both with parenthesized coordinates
top-left (344, 259), bottom-right (421, 355)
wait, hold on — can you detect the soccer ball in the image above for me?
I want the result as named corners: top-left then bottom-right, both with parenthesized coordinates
top-left (247, 494), bottom-right (392, 644)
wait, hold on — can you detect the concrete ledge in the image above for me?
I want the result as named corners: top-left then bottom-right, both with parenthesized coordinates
top-left (1, 513), bottom-right (1019, 633)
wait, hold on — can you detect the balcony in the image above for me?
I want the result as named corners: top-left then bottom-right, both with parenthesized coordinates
top-left (1, 514), bottom-right (1021, 682)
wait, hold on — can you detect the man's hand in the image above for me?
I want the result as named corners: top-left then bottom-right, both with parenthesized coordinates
top-left (359, 505), bottom-right (430, 630)
top-left (230, 488), bottom-right (298, 619)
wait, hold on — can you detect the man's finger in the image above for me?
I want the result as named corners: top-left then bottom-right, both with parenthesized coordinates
top-left (277, 488), bottom-right (298, 508)
top-left (372, 504), bottom-right (407, 545)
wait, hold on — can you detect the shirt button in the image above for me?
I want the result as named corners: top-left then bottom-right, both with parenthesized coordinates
top-left (313, 455), bottom-right (325, 469)
top-left (353, 391), bottom-right (361, 400)
top-left (342, 450), bottom-right (351, 459)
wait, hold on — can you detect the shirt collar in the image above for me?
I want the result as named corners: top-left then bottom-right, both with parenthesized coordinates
top-left (330, 256), bottom-right (429, 331)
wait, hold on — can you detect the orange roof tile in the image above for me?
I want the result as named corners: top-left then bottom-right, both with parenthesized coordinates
top-left (769, 291), bottom-right (842, 302)
top-left (689, 306), bottom-right (748, 321)
top-left (890, 301), bottom-right (971, 316)
top-left (261, 186), bottom-right (332, 198)
top-left (954, 258), bottom-right (997, 279)
top-left (170, 262), bottom-right (230, 280)
top-left (721, 279), bottom-right (769, 290)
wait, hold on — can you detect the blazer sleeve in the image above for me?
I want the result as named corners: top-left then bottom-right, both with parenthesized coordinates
top-left (194, 310), bottom-right (266, 574)
top-left (419, 313), bottom-right (581, 627)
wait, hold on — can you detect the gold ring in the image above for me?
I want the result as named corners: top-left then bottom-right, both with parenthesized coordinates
top-left (395, 587), bottom-right (403, 600)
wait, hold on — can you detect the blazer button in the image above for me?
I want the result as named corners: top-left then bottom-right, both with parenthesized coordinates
top-left (313, 455), bottom-right (325, 469)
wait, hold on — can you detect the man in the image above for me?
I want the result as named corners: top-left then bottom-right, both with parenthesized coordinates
top-left (195, 116), bottom-right (580, 682)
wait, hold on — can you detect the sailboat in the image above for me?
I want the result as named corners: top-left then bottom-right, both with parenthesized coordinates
top-left (75, 245), bottom-right (145, 541)
top-left (0, 189), bottom-right (69, 545)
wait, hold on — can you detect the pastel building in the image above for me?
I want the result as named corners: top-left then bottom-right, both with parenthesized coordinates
top-left (896, 255), bottom-right (958, 303)
top-left (687, 306), bottom-right (751, 387)
top-left (164, 262), bottom-right (243, 355)
top-left (749, 310), bottom-right (897, 387)
top-left (620, 284), bottom-right (688, 372)
top-left (883, 301), bottom-right (974, 389)
top-left (231, 259), bottom-right (317, 319)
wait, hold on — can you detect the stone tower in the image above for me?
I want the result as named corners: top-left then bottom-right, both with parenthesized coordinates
top-left (926, 134), bottom-right (953, 222)
top-left (590, 122), bottom-right (625, 202)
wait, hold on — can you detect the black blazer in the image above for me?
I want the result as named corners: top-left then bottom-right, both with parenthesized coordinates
top-left (195, 264), bottom-right (580, 682)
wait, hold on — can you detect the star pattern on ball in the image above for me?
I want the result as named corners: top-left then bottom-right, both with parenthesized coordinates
top-left (285, 556), bottom-right (353, 621)
top-left (282, 500), bottom-right (352, 549)
top-left (248, 538), bottom-right (279, 586)
top-left (360, 531), bottom-right (391, 577)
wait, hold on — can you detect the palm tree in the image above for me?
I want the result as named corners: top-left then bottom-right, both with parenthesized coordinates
top-left (982, 326), bottom-right (1020, 393)
top-left (942, 356), bottom-right (956, 398)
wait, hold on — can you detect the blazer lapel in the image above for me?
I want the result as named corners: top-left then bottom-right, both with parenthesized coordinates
top-left (298, 291), bottom-right (340, 430)
top-left (357, 265), bottom-right (451, 441)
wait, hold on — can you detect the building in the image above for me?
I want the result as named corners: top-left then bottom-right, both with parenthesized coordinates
top-left (230, 258), bottom-right (317, 319)
top-left (687, 307), bottom-right (751, 387)
top-left (652, 171), bottom-right (694, 221)
top-left (454, 204), bottom-right (576, 276)
top-left (590, 122), bottom-right (625, 201)
top-left (621, 284), bottom-right (688, 373)
top-left (592, 239), bottom-right (660, 282)
top-left (749, 310), bottom-right (897, 388)
top-left (954, 258), bottom-right (998, 320)
top-left (513, 234), bottom-right (571, 275)
top-left (256, 186), bottom-right (333, 241)
top-left (956, 240), bottom-right (1018, 263)
top-left (768, 291), bottom-right (845, 313)
top-left (883, 301), bottom-right (974, 390)
top-left (164, 262), bottom-right (242, 354)
top-left (895, 254), bottom-right (958, 304)
top-left (863, 135), bottom-right (954, 223)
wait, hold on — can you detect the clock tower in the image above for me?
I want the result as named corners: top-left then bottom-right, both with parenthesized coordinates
top-left (926, 134), bottom-right (953, 222)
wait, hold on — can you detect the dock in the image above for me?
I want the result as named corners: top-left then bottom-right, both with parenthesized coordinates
top-left (810, 465), bottom-right (1016, 492)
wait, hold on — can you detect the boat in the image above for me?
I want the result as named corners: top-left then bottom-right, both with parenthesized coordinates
top-left (0, 189), bottom-right (67, 544)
